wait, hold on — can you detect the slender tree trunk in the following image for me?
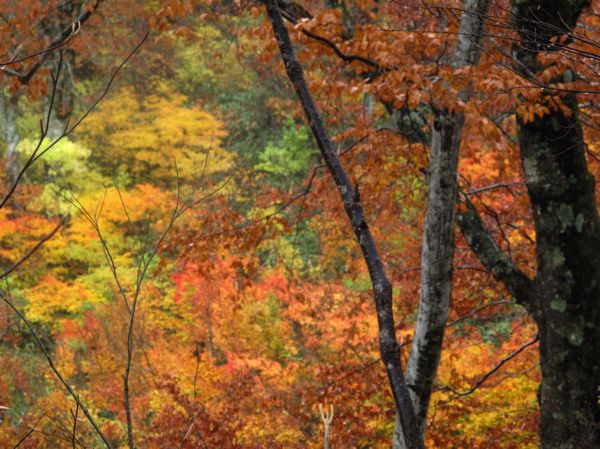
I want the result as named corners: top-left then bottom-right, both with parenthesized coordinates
top-left (393, 111), bottom-right (463, 446)
top-left (0, 91), bottom-right (21, 188)
top-left (393, 1), bottom-right (489, 446)
top-left (262, 2), bottom-right (423, 448)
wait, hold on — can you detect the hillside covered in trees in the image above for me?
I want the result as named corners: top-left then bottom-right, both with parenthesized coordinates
top-left (1, 1), bottom-right (599, 448)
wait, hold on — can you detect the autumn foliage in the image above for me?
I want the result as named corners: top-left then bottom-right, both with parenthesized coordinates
top-left (1, 0), bottom-right (599, 448)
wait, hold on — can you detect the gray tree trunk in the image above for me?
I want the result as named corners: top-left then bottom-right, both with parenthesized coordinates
top-left (393, 1), bottom-right (489, 447)
top-left (0, 90), bottom-right (21, 188)
top-left (47, 52), bottom-right (76, 139)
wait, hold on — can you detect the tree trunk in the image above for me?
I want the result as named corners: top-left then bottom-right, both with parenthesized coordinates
top-left (263, 2), bottom-right (424, 448)
top-left (458, 1), bottom-right (600, 447)
top-left (516, 95), bottom-right (600, 448)
top-left (0, 91), bottom-right (21, 188)
top-left (514, 1), bottom-right (600, 446)
top-left (458, 100), bottom-right (600, 449)
top-left (536, 306), bottom-right (600, 448)
top-left (393, 1), bottom-right (489, 446)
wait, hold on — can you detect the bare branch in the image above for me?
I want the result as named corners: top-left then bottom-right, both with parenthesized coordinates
top-left (0, 217), bottom-right (65, 281)
top-left (0, 30), bottom-right (150, 449)
top-left (439, 335), bottom-right (539, 397)
top-left (318, 299), bottom-right (518, 393)
top-left (318, 403), bottom-right (334, 449)
top-left (177, 352), bottom-right (202, 449)
top-left (456, 197), bottom-right (534, 308)
top-left (300, 27), bottom-right (379, 69)
top-left (13, 413), bottom-right (47, 449)
top-left (0, 31), bottom-right (148, 212)
top-left (0, 52), bottom-right (65, 210)
top-left (0, 287), bottom-right (112, 448)
top-left (464, 182), bottom-right (525, 196)
top-left (70, 400), bottom-right (80, 449)
top-left (1, 0), bottom-right (104, 84)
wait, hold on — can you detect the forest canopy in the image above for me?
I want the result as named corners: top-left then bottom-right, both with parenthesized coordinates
top-left (0, 1), bottom-right (599, 448)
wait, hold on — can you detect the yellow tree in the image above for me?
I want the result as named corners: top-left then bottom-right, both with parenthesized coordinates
top-left (79, 81), bottom-right (231, 185)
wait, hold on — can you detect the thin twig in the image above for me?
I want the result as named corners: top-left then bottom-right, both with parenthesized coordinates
top-left (439, 335), bottom-right (539, 397)
top-left (70, 400), bottom-right (80, 449)
top-left (0, 218), bottom-right (65, 280)
top-left (1, 286), bottom-right (112, 448)
top-left (13, 413), bottom-right (47, 449)
top-left (2, 0), bottom-right (103, 84)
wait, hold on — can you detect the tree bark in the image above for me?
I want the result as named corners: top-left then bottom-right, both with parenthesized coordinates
top-left (0, 91), bottom-right (21, 188)
top-left (517, 92), bottom-right (600, 449)
top-left (262, 2), bottom-right (424, 448)
top-left (458, 93), bottom-right (600, 449)
top-left (393, 1), bottom-right (489, 447)
top-left (458, 1), bottom-right (600, 447)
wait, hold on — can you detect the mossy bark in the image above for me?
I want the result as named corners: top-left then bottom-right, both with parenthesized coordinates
top-left (459, 1), bottom-right (600, 446)
top-left (517, 98), bottom-right (600, 448)
top-left (512, 1), bottom-right (599, 445)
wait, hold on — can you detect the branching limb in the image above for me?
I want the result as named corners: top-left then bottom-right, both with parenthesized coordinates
top-left (68, 189), bottom-right (182, 449)
top-left (0, 217), bottom-right (65, 281)
top-left (70, 400), bottom-right (80, 449)
top-left (1, 0), bottom-right (104, 84)
top-left (318, 298), bottom-right (518, 393)
top-left (456, 197), bottom-right (534, 308)
top-left (299, 27), bottom-right (379, 69)
top-left (0, 30), bottom-right (148, 449)
top-left (13, 413), bottom-right (47, 449)
top-left (0, 52), bottom-right (65, 210)
top-left (439, 335), bottom-right (539, 397)
top-left (177, 353), bottom-right (203, 449)
top-left (276, 0), bottom-right (379, 71)
top-left (67, 159), bottom-right (231, 449)
top-left (0, 31), bottom-right (148, 211)
top-left (319, 403), bottom-right (334, 449)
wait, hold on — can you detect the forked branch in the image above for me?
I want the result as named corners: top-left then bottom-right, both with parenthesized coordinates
top-left (456, 197), bottom-right (533, 309)
top-left (1, 0), bottom-right (104, 84)
top-left (319, 403), bottom-right (334, 449)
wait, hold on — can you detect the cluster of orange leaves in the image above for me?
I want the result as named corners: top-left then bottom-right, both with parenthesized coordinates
top-left (2, 0), bottom-right (600, 448)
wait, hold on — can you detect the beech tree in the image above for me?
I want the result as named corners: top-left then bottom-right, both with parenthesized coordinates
top-left (457, 1), bottom-right (600, 447)
top-left (392, 1), bottom-right (490, 446)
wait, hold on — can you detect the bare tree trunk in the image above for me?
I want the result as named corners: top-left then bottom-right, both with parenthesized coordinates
top-left (262, 2), bottom-right (423, 448)
top-left (393, 1), bottom-right (489, 446)
top-left (515, 75), bottom-right (600, 449)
